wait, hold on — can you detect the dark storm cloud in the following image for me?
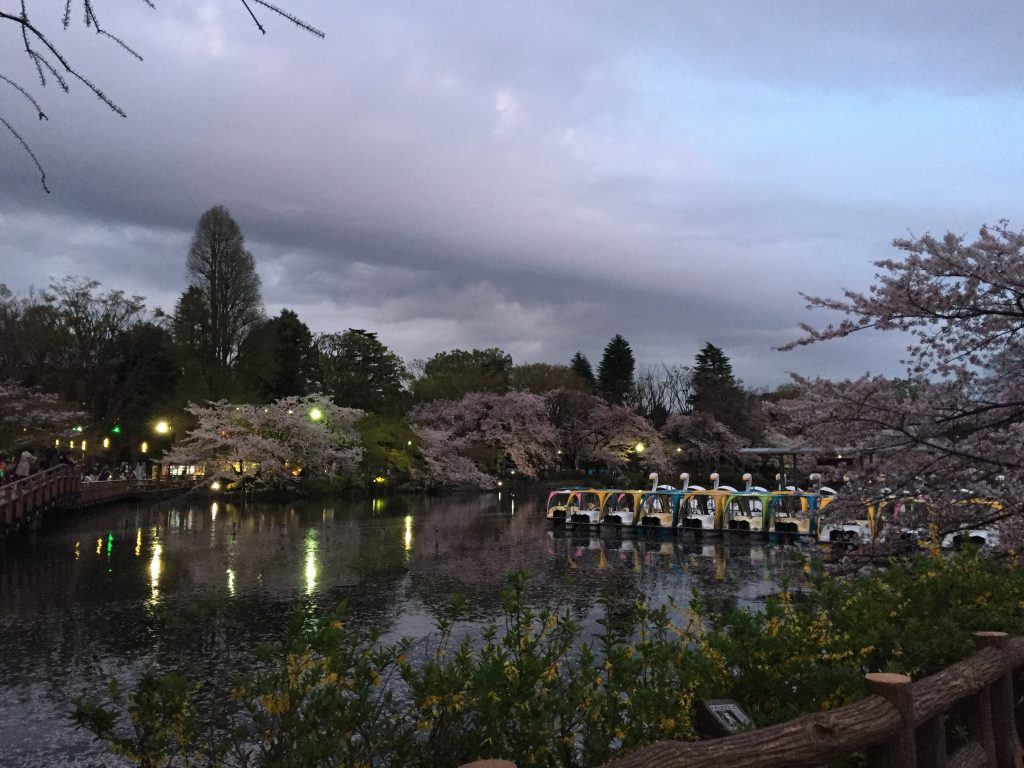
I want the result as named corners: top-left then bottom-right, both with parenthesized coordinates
top-left (3, 0), bottom-right (1024, 385)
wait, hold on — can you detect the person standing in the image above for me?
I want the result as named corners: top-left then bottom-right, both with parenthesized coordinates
top-left (14, 448), bottom-right (35, 478)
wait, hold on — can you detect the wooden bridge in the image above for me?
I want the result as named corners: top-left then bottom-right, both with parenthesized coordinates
top-left (0, 464), bottom-right (194, 536)
top-left (462, 631), bottom-right (1024, 768)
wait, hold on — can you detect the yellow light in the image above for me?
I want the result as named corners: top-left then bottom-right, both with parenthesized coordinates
top-left (55, 439), bottom-right (60, 447)
top-left (675, 447), bottom-right (682, 453)
top-left (374, 476), bottom-right (387, 484)
top-left (403, 515), bottom-right (413, 552)
top-left (154, 421), bottom-right (170, 434)
top-left (150, 543), bottom-right (162, 604)
top-left (210, 481), bottom-right (221, 491)
top-left (81, 440), bottom-right (87, 452)
top-left (635, 442), bottom-right (645, 453)
top-left (308, 407), bottom-right (323, 422)
top-left (103, 437), bottom-right (110, 449)
top-left (304, 530), bottom-right (318, 595)
top-left (141, 441), bottom-right (148, 453)
top-left (135, 528), bottom-right (142, 557)
top-left (70, 440), bottom-right (75, 449)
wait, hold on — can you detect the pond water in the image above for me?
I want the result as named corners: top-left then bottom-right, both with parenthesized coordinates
top-left (0, 490), bottom-right (810, 767)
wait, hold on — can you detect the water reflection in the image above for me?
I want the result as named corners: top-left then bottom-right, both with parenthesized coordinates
top-left (0, 492), bottom-right (807, 767)
top-left (149, 542), bottom-right (162, 606)
top-left (304, 529), bottom-right (318, 595)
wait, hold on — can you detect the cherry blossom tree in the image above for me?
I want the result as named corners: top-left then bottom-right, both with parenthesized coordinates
top-left (164, 394), bottom-right (362, 488)
top-left (409, 391), bottom-right (558, 489)
top-left (661, 411), bottom-right (744, 470)
top-left (547, 389), bottom-right (670, 474)
top-left (0, 379), bottom-right (86, 453)
top-left (781, 222), bottom-right (1024, 542)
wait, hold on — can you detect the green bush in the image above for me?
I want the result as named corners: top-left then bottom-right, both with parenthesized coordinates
top-left (71, 552), bottom-right (1024, 767)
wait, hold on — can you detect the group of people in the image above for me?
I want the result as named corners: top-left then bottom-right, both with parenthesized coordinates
top-left (0, 447), bottom-right (73, 487)
top-left (82, 462), bottom-right (148, 483)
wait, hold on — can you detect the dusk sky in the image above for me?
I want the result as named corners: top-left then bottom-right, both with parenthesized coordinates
top-left (2, 1), bottom-right (1023, 386)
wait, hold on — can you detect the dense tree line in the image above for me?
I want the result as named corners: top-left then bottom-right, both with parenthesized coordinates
top-left (2, 206), bottom-right (780, 489)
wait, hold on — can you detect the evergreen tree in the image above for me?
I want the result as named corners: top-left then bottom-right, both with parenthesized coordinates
top-left (687, 342), bottom-right (765, 442)
top-left (688, 342), bottom-right (736, 408)
top-left (413, 348), bottom-right (512, 401)
top-left (235, 309), bottom-right (315, 402)
top-left (569, 351), bottom-right (596, 389)
top-left (596, 334), bottom-right (635, 406)
top-left (317, 330), bottom-right (409, 414)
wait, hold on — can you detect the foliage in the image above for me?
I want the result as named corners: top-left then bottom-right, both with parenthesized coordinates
top-left (71, 554), bottom-right (1024, 768)
top-left (546, 389), bottom-right (670, 475)
top-left (181, 206), bottom-right (264, 398)
top-left (0, 278), bottom-right (172, 452)
top-left (235, 309), bottom-right (316, 402)
top-left (356, 414), bottom-right (418, 484)
top-left (596, 334), bottom-right (635, 406)
top-left (709, 552), bottom-right (1024, 724)
top-left (413, 348), bottom-right (513, 402)
top-left (165, 394), bottom-right (363, 488)
top-left (0, 379), bottom-right (86, 453)
top-left (686, 343), bottom-right (766, 443)
top-left (569, 352), bottom-right (596, 390)
top-left (780, 222), bottom-right (1024, 543)
top-left (510, 362), bottom-right (589, 395)
top-left (316, 330), bottom-right (409, 414)
top-left (661, 411), bottom-right (744, 474)
top-left (410, 391), bottom-right (558, 488)
top-left (626, 363), bottom-right (692, 428)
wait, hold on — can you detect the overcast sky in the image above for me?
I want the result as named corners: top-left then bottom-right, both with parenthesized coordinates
top-left (2, 1), bottom-right (1023, 386)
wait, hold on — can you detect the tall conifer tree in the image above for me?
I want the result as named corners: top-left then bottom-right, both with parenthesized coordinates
top-left (596, 334), bottom-right (635, 405)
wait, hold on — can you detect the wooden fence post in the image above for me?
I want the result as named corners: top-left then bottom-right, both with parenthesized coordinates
top-left (866, 672), bottom-right (916, 768)
top-left (916, 713), bottom-right (947, 768)
top-left (974, 632), bottom-right (1024, 768)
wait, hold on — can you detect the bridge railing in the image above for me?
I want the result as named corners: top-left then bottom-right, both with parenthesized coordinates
top-left (1, 468), bottom-right (197, 532)
top-left (0, 464), bottom-right (79, 529)
top-left (463, 632), bottom-right (1024, 768)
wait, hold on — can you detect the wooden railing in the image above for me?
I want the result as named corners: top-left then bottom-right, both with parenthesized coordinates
top-left (0, 464), bottom-right (79, 530)
top-left (1, 468), bottom-right (195, 534)
top-left (463, 632), bottom-right (1024, 768)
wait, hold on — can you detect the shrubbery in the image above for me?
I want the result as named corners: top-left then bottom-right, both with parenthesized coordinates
top-left (72, 552), bottom-right (1024, 767)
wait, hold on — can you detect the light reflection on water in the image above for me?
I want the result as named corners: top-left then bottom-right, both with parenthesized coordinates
top-left (0, 491), bottom-right (808, 767)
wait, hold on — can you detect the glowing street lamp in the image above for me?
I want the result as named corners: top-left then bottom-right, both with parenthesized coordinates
top-left (635, 442), bottom-right (646, 454)
top-left (154, 421), bottom-right (170, 435)
top-left (140, 441), bottom-right (149, 454)
top-left (309, 407), bottom-right (323, 422)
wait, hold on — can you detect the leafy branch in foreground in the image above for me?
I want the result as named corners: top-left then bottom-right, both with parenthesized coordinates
top-left (1, 1), bottom-right (323, 192)
top-left (71, 555), bottom-right (1024, 768)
